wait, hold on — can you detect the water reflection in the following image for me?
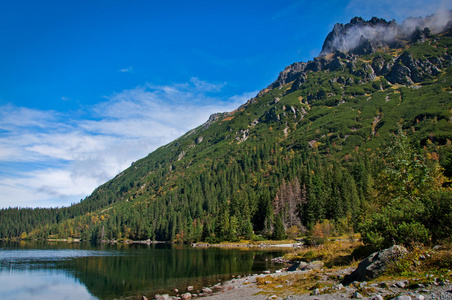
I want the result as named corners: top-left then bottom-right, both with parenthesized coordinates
top-left (0, 270), bottom-right (97, 300)
top-left (0, 241), bottom-right (284, 299)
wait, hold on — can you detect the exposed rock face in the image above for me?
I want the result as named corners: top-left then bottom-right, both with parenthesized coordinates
top-left (265, 62), bottom-right (308, 91)
top-left (201, 112), bottom-right (228, 130)
top-left (342, 245), bottom-right (408, 285)
top-left (320, 17), bottom-right (399, 56)
top-left (321, 12), bottom-right (452, 56)
top-left (258, 24), bottom-right (451, 99)
top-left (386, 52), bottom-right (441, 84)
top-left (217, 12), bottom-right (452, 129)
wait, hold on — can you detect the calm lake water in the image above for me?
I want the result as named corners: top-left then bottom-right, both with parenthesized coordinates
top-left (0, 241), bottom-right (285, 299)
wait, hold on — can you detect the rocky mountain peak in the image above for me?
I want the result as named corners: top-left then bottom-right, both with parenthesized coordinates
top-left (320, 17), bottom-right (399, 56)
top-left (320, 11), bottom-right (452, 56)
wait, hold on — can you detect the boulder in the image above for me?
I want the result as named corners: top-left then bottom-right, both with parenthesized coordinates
top-left (181, 293), bottom-right (192, 300)
top-left (352, 292), bottom-right (364, 299)
top-left (310, 288), bottom-right (320, 295)
top-left (386, 63), bottom-right (413, 85)
top-left (393, 296), bottom-right (412, 300)
top-left (305, 260), bottom-right (324, 270)
top-left (342, 245), bottom-right (407, 285)
top-left (154, 295), bottom-right (172, 300)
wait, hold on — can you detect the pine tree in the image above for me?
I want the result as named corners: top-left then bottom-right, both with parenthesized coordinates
top-left (273, 214), bottom-right (286, 240)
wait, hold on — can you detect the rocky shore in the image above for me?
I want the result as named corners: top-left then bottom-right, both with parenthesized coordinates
top-left (150, 268), bottom-right (452, 300)
top-left (148, 245), bottom-right (452, 300)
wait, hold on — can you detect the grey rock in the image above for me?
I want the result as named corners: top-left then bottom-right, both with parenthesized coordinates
top-left (187, 286), bottom-right (194, 292)
top-left (326, 57), bottom-right (343, 71)
top-left (352, 291), bottom-right (363, 298)
top-left (306, 260), bottom-right (324, 270)
top-left (311, 288), bottom-right (320, 295)
top-left (201, 287), bottom-right (212, 293)
top-left (396, 280), bottom-right (408, 288)
top-left (296, 261), bottom-right (325, 271)
top-left (393, 296), bottom-right (412, 300)
top-left (386, 63), bottom-right (413, 85)
top-left (342, 245), bottom-right (408, 284)
top-left (181, 293), bottom-right (192, 300)
top-left (369, 295), bottom-right (384, 300)
top-left (155, 295), bottom-right (172, 300)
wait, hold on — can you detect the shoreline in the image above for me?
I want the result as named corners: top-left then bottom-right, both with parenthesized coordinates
top-left (191, 242), bottom-right (303, 249)
top-left (1, 238), bottom-right (302, 249)
top-left (176, 267), bottom-right (452, 300)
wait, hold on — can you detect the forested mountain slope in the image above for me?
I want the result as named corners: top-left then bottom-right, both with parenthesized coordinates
top-left (2, 14), bottom-right (452, 246)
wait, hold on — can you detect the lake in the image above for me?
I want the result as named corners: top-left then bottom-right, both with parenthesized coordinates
top-left (0, 241), bottom-right (285, 299)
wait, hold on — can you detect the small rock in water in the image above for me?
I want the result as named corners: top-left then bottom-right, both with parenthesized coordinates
top-left (187, 286), bottom-right (194, 292)
top-left (263, 270), bottom-right (271, 274)
top-left (174, 289), bottom-right (179, 293)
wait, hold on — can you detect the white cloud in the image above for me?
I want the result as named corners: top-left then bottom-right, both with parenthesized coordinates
top-left (118, 67), bottom-right (133, 73)
top-left (190, 77), bottom-right (226, 92)
top-left (345, 0), bottom-right (452, 21)
top-left (0, 79), bottom-right (255, 208)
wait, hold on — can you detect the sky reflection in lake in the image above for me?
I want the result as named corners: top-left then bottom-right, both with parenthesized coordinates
top-left (0, 242), bottom-right (284, 299)
top-left (0, 269), bottom-right (97, 300)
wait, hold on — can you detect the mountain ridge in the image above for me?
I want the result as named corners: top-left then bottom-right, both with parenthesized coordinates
top-left (260, 13), bottom-right (452, 96)
top-left (1, 13), bottom-right (452, 244)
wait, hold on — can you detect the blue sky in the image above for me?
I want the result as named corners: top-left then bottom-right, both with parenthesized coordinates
top-left (1, 0), bottom-right (451, 208)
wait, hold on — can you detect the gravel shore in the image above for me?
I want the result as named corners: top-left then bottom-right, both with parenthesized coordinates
top-left (199, 269), bottom-right (452, 300)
